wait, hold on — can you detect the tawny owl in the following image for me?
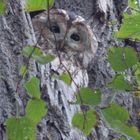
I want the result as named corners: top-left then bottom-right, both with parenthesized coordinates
top-left (32, 9), bottom-right (98, 140)
top-left (32, 9), bottom-right (97, 68)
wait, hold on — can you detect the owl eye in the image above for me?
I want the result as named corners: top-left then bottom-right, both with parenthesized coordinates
top-left (50, 25), bottom-right (60, 33)
top-left (70, 33), bottom-right (80, 41)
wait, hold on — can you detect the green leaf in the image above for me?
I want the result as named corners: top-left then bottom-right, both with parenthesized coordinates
top-left (76, 88), bottom-right (101, 106)
top-left (108, 74), bottom-right (133, 91)
top-left (6, 117), bottom-right (36, 140)
top-left (26, 99), bottom-right (47, 124)
top-left (72, 110), bottom-right (97, 135)
top-left (135, 72), bottom-right (140, 85)
top-left (128, 0), bottom-right (138, 9)
top-left (59, 73), bottom-right (72, 85)
top-left (22, 46), bottom-right (42, 58)
top-left (122, 124), bottom-right (140, 140)
top-left (112, 121), bottom-right (140, 140)
top-left (108, 47), bottom-right (138, 71)
top-left (134, 63), bottom-right (140, 86)
top-left (33, 54), bottom-right (55, 64)
top-left (115, 13), bottom-right (140, 40)
top-left (102, 104), bottom-right (129, 124)
top-left (24, 77), bottom-right (41, 99)
top-left (101, 104), bottom-right (140, 140)
top-left (25, 0), bottom-right (54, 12)
top-left (0, 0), bottom-right (6, 15)
top-left (19, 65), bottom-right (27, 77)
top-left (23, 46), bottom-right (55, 64)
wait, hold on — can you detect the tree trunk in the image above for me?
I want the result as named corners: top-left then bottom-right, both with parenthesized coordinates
top-left (0, 0), bottom-right (138, 140)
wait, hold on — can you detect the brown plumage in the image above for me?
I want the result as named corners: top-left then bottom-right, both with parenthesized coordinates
top-left (32, 9), bottom-right (98, 68)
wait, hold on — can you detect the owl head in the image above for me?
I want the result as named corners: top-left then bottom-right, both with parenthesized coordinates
top-left (32, 9), bottom-right (98, 68)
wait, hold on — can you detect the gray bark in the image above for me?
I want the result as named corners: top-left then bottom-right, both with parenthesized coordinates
top-left (0, 0), bottom-right (139, 140)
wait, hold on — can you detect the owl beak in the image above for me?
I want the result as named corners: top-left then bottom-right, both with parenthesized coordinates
top-left (57, 40), bottom-right (66, 51)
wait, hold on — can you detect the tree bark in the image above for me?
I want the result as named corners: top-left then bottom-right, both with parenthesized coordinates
top-left (0, 0), bottom-right (139, 140)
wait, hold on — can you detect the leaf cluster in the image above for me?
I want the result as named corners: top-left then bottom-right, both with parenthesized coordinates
top-left (6, 77), bottom-right (48, 140)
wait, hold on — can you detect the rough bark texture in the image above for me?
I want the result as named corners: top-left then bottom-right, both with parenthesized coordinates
top-left (0, 0), bottom-right (139, 140)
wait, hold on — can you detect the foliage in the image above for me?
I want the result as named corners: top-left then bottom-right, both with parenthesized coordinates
top-left (115, 0), bottom-right (140, 39)
top-left (19, 65), bottom-right (28, 77)
top-left (102, 104), bottom-right (140, 140)
top-left (25, 0), bottom-right (54, 12)
top-left (133, 63), bottom-right (140, 97)
top-left (23, 46), bottom-right (55, 64)
top-left (26, 99), bottom-right (47, 124)
top-left (0, 0), bottom-right (6, 15)
top-left (101, 1), bottom-right (140, 138)
top-left (6, 77), bottom-right (48, 140)
top-left (25, 77), bottom-right (41, 99)
top-left (72, 110), bottom-right (97, 135)
top-left (102, 104), bottom-right (129, 125)
top-left (76, 88), bottom-right (101, 106)
top-left (108, 74), bottom-right (133, 91)
top-left (108, 47), bottom-right (138, 72)
top-left (106, 45), bottom-right (140, 138)
top-left (59, 72), bottom-right (72, 85)
top-left (128, 0), bottom-right (138, 9)
top-left (6, 117), bottom-right (36, 140)
top-left (115, 13), bottom-right (140, 39)
top-left (134, 63), bottom-right (140, 85)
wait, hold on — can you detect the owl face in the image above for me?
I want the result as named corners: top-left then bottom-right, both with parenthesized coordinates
top-left (33, 9), bottom-right (68, 42)
top-left (32, 9), bottom-right (97, 68)
top-left (66, 22), bottom-right (93, 52)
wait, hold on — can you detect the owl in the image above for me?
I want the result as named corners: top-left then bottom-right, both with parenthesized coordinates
top-left (32, 9), bottom-right (98, 68)
top-left (32, 9), bottom-right (98, 140)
